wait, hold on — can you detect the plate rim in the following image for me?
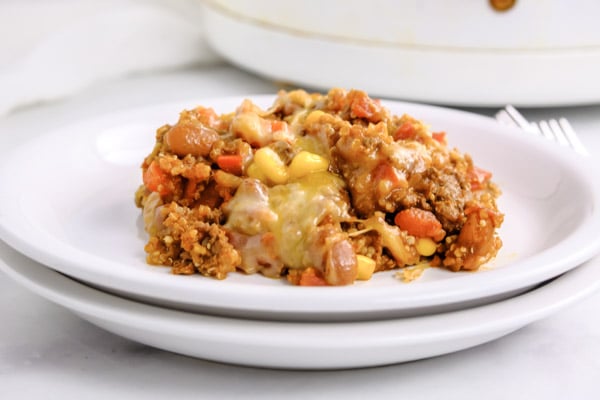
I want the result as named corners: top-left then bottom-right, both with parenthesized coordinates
top-left (0, 95), bottom-right (599, 321)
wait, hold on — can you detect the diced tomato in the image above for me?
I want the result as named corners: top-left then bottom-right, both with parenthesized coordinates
top-left (394, 207), bottom-right (445, 241)
top-left (432, 131), bottom-right (446, 143)
top-left (373, 163), bottom-right (402, 188)
top-left (192, 106), bottom-right (219, 128)
top-left (143, 160), bottom-right (173, 196)
top-left (288, 267), bottom-right (327, 286)
top-left (468, 165), bottom-right (492, 191)
top-left (298, 267), bottom-right (327, 286)
top-left (393, 122), bottom-right (416, 140)
top-left (351, 98), bottom-right (372, 118)
top-left (350, 93), bottom-right (381, 120)
top-left (270, 120), bottom-right (287, 132)
top-left (216, 155), bottom-right (243, 175)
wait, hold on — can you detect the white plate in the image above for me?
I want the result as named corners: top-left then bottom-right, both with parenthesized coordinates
top-left (202, 2), bottom-right (600, 107)
top-left (0, 96), bottom-right (599, 321)
top-left (1, 241), bottom-right (599, 370)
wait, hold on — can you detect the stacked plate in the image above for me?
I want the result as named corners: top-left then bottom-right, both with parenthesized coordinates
top-left (1, 97), bottom-right (600, 369)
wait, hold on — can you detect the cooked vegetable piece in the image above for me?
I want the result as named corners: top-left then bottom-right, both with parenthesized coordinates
top-left (416, 237), bottom-right (437, 256)
top-left (432, 131), bottom-right (446, 143)
top-left (287, 267), bottom-right (327, 286)
top-left (165, 122), bottom-right (218, 157)
top-left (253, 147), bottom-right (289, 184)
top-left (288, 151), bottom-right (329, 180)
top-left (445, 206), bottom-right (503, 271)
top-left (394, 122), bottom-right (416, 140)
top-left (216, 155), bottom-right (243, 175)
top-left (356, 255), bottom-right (376, 280)
top-left (143, 160), bottom-right (173, 196)
top-left (468, 165), bottom-right (492, 191)
top-left (394, 208), bottom-right (445, 241)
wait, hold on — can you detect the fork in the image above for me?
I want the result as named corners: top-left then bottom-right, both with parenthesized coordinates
top-left (495, 105), bottom-right (589, 156)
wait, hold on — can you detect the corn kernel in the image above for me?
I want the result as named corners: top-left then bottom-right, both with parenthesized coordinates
top-left (288, 151), bottom-right (329, 180)
top-left (232, 113), bottom-right (266, 146)
top-left (304, 110), bottom-right (326, 126)
top-left (356, 255), bottom-right (376, 280)
top-left (416, 237), bottom-right (437, 256)
top-left (246, 162), bottom-right (268, 182)
top-left (253, 147), bottom-right (289, 185)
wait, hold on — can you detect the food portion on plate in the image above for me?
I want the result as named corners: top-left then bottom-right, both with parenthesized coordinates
top-left (135, 88), bottom-right (503, 286)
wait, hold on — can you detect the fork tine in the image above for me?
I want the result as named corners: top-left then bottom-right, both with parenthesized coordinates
top-left (496, 106), bottom-right (588, 156)
top-left (529, 121), bottom-right (542, 135)
top-left (495, 109), bottom-right (517, 127)
top-left (558, 118), bottom-right (589, 156)
top-left (548, 119), bottom-right (570, 147)
top-left (496, 105), bottom-right (539, 136)
top-left (538, 120), bottom-right (556, 141)
top-left (504, 105), bottom-right (536, 133)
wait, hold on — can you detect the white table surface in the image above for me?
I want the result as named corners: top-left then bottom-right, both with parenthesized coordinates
top-left (1, 65), bottom-right (600, 399)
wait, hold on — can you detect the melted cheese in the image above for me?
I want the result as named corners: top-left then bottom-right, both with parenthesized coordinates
top-left (269, 171), bottom-right (348, 268)
top-left (224, 172), bottom-right (349, 270)
top-left (223, 179), bottom-right (277, 236)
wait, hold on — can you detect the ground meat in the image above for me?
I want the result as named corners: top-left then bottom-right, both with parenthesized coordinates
top-left (401, 166), bottom-right (470, 232)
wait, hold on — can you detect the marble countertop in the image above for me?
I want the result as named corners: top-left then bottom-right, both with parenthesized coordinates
top-left (1, 65), bottom-right (599, 399)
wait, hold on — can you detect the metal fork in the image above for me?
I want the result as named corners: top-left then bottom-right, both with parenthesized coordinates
top-left (495, 105), bottom-right (589, 156)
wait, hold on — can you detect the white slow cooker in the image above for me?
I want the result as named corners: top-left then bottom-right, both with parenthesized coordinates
top-left (201, 0), bottom-right (600, 106)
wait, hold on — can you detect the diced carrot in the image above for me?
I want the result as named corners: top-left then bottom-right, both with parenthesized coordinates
top-left (393, 122), bottom-right (416, 140)
top-left (143, 160), bottom-right (173, 196)
top-left (432, 131), bottom-right (446, 143)
top-left (394, 207), bottom-right (445, 241)
top-left (468, 165), bottom-right (492, 191)
top-left (216, 155), bottom-right (243, 175)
